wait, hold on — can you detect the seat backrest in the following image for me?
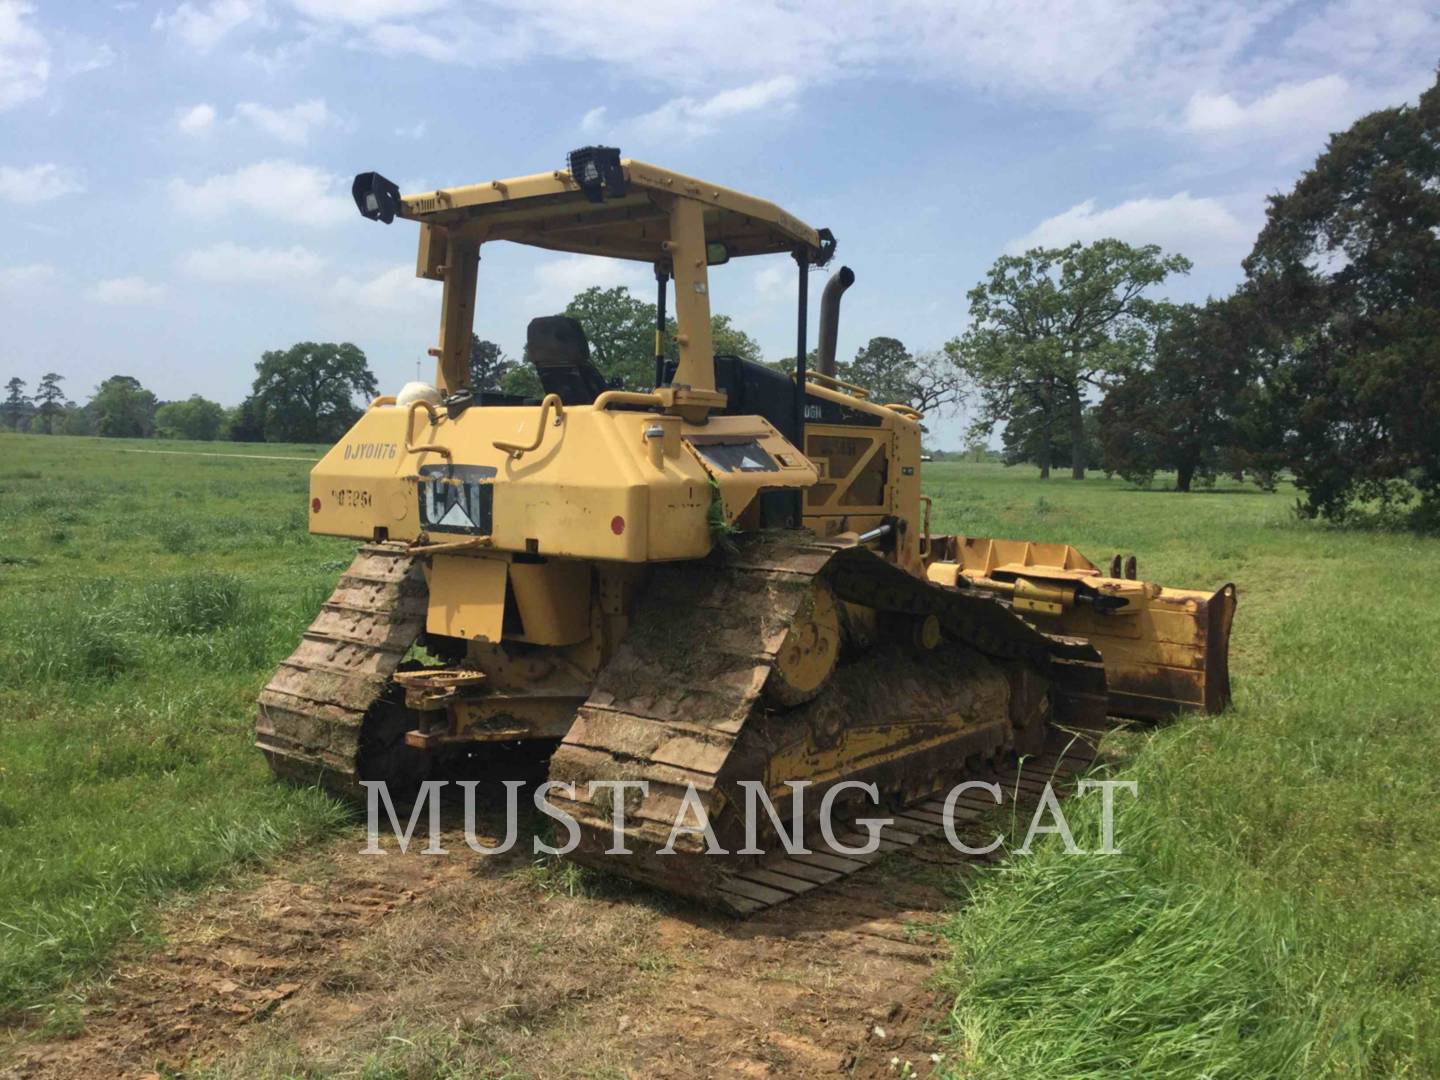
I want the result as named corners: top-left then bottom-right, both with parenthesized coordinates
top-left (526, 316), bottom-right (610, 405)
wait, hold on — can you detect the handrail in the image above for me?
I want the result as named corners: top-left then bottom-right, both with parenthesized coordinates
top-left (803, 371), bottom-right (871, 399)
top-left (883, 402), bottom-right (924, 420)
top-left (404, 399), bottom-right (451, 460)
top-left (919, 495), bottom-right (933, 559)
top-left (593, 389), bottom-right (664, 411)
top-left (493, 393), bottom-right (565, 458)
top-left (368, 394), bottom-right (398, 409)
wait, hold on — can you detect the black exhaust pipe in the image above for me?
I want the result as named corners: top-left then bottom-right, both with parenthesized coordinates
top-left (816, 265), bottom-right (855, 377)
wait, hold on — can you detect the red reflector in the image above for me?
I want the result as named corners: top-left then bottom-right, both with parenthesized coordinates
top-left (610, 515), bottom-right (625, 535)
top-left (311, 498), bottom-right (321, 513)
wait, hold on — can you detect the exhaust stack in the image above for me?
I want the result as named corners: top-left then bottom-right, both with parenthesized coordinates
top-left (816, 265), bottom-right (855, 377)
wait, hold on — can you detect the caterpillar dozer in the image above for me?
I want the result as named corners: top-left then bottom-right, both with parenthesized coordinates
top-left (257, 147), bottom-right (1235, 909)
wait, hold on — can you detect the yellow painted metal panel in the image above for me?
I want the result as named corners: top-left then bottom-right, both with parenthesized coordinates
top-left (509, 560), bottom-right (592, 646)
top-left (427, 555), bottom-right (506, 642)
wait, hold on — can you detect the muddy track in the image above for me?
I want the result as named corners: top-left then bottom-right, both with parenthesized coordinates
top-left (2, 734), bottom-right (1103, 1079)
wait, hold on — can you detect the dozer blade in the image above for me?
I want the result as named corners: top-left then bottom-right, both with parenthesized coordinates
top-left (931, 536), bottom-right (1237, 720)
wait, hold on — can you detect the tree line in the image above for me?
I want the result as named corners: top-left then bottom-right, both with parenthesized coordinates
top-left (948, 69), bottom-right (1439, 527)
top-left (4, 71), bottom-right (1435, 525)
top-left (1, 348), bottom-right (378, 445)
top-left (0, 292), bottom-right (959, 448)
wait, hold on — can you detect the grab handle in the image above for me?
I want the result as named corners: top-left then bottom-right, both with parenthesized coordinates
top-left (404, 399), bottom-right (451, 460)
top-left (493, 394), bottom-right (565, 459)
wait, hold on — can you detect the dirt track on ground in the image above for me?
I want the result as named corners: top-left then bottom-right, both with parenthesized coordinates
top-left (3, 805), bottom-right (1001, 1078)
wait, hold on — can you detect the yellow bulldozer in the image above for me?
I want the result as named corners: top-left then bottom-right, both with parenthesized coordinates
top-left (257, 147), bottom-right (1235, 910)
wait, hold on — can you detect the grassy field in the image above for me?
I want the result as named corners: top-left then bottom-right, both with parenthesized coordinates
top-left (923, 464), bottom-right (1440, 1076)
top-left (0, 432), bottom-right (1437, 1077)
top-left (0, 434), bottom-right (350, 1012)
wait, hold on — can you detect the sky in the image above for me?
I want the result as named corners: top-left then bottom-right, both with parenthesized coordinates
top-left (1, 0), bottom-right (1437, 447)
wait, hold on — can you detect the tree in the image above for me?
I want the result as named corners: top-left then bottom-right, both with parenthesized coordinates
top-left (963, 436), bottom-right (991, 463)
top-left (499, 365), bottom-right (543, 400)
top-left (837, 336), bottom-right (964, 416)
top-left (1001, 394), bottom-right (1100, 471)
top-left (2, 378), bottom-right (29, 431)
top-left (1098, 299), bottom-right (1267, 492)
top-left (556, 284), bottom-right (765, 390)
top-left (468, 336), bottom-right (516, 392)
top-left (224, 398), bottom-right (266, 442)
top-left (59, 407), bottom-right (93, 436)
top-left (33, 373), bottom-right (65, 434)
top-left (947, 240), bottom-right (1191, 479)
top-left (155, 395), bottom-right (226, 441)
top-left (710, 314), bottom-right (762, 364)
top-left (839, 337), bottom-right (911, 403)
top-left (245, 342), bottom-right (378, 444)
top-left (1242, 70), bottom-right (1440, 524)
top-left (91, 375), bottom-right (158, 438)
top-left (765, 350), bottom-right (812, 377)
top-left (562, 286), bottom-right (655, 390)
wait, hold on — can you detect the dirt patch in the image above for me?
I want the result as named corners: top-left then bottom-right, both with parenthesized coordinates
top-left (1, 816), bottom-right (983, 1079)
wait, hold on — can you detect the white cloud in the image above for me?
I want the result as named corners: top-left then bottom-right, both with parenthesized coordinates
top-left (528, 254), bottom-right (650, 313)
top-left (329, 263), bottom-right (435, 313)
top-left (464, 1), bottom-right (1242, 102)
top-left (153, 0), bottom-right (264, 53)
top-left (578, 106), bottom-right (606, 135)
top-left (235, 98), bottom-right (331, 144)
top-left (0, 163), bottom-right (83, 203)
top-left (362, 22), bottom-right (463, 62)
top-left (752, 262), bottom-right (790, 297)
top-left (180, 241), bottom-right (325, 283)
top-left (176, 102), bottom-right (216, 134)
top-left (91, 275), bottom-right (166, 304)
top-left (1282, 0), bottom-right (1438, 77)
top-left (1009, 192), bottom-right (1256, 266)
top-left (288, 0), bottom-right (450, 25)
top-left (1179, 75), bottom-right (1351, 137)
top-left (324, 1), bottom-right (1439, 148)
top-left (0, 0), bottom-right (49, 110)
top-left (628, 75), bottom-right (800, 140)
top-left (64, 43), bottom-right (116, 76)
top-left (167, 160), bottom-right (350, 225)
top-left (0, 261), bottom-right (54, 289)
top-left (396, 119), bottom-right (427, 139)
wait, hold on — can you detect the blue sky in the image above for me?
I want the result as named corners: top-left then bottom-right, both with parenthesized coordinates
top-left (1, 0), bottom-right (1436, 446)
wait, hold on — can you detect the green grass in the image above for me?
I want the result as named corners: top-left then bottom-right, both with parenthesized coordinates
top-left (0, 433), bottom-right (351, 1012)
top-left (924, 463), bottom-right (1440, 1078)
top-left (1, 437), bottom-right (1437, 1078)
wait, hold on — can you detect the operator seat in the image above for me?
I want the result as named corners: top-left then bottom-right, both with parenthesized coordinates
top-left (526, 316), bottom-right (609, 406)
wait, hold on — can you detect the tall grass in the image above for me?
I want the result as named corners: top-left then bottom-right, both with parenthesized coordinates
top-left (928, 463), bottom-right (1440, 1077)
top-left (0, 434), bottom-right (350, 1009)
top-left (3, 436), bottom-right (1439, 1078)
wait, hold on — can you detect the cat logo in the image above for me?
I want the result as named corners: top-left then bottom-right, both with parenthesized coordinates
top-left (417, 464), bottom-right (496, 534)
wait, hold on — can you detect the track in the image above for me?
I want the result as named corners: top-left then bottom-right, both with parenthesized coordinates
top-left (255, 534), bottom-right (1109, 915)
top-left (710, 735), bottom-right (1101, 914)
top-left (548, 533), bottom-right (1108, 909)
top-left (254, 543), bottom-right (426, 796)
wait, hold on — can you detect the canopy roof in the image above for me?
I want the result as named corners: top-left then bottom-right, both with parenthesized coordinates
top-left (395, 158), bottom-right (831, 264)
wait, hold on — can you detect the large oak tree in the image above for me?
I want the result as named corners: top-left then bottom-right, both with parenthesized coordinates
top-left (947, 240), bottom-right (1190, 479)
top-left (1243, 70), bottom-right (1440, 524)
top-left (244, 342), bottom-right (377, 444)
top-left (1098, 298), bottom-right (1272, 492)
